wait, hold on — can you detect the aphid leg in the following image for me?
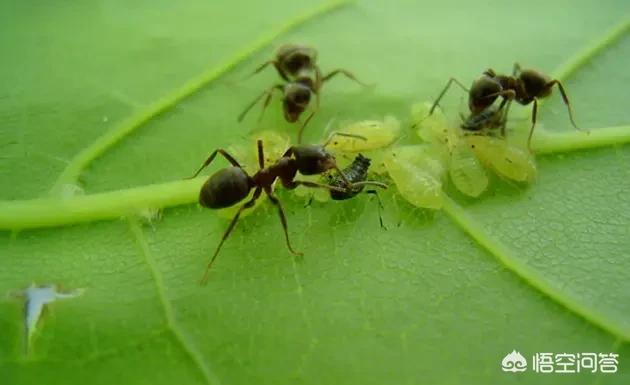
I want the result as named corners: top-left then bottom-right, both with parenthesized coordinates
top-left (265, 188), bottom-right (303, 257)
top-left (322, 132), bottom-right (367, 147)
top-left (237, 84), bottom-right (283, 123)
top-left (527, 99), bottom-right (538, 151)
top-left (322, 69), bottom-right (369, 87)
top-left (200, 187), bottom-right (263, 285)
top-left (546, 80), bottom-right (579, 130)
top-left (304, 195), bottom-right (314, 208)
top-left (365, 190), bottom-right (387, 230)
top-left (350, 181), bottom-right (388, 189)
top-left (186, 149), bottom-right (242, 179)
top-left (428, 77), bottom-right (469, 116)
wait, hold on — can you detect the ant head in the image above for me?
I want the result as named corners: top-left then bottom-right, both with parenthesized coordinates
top-left (199, 167), bottom-right (252, 209)
top-left (276, 44), bottom-right (318, 76)
top-left (291, 144), bottom-right (337, 175)
top-left (468, 75), bottom-right (502, 114)
top-left (518, 69), bottom-right (552, 98)
top-left (283, 83), bottom-right (312, 122)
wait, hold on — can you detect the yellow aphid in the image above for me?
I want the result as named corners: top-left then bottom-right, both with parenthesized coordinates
top-left (412, 102), bottom-right (488, 197)
top-left (325, 116), bottom-right (401, 152)
top-left (383, 145), bottom-right (446, 209)
top-left (448, 140), bottom-right (488, 197)
top-left (412, 102), bottom-right (454, 146)
top-left (466, 135), bottom-right (537, 182)
top-left (218, 130), bottom-right (290, 218)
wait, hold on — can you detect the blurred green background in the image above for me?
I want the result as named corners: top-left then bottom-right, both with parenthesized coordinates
top-left (1, 0), bottom-right (629, 384)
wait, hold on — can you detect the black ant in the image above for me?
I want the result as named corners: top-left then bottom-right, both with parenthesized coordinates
top-left (187, 133), bottom-right (373, 284)
top-left (428, 63), bottom-right (578, 148)
top-left (238, 44), bottom-right (367, 144)
top-left (326, 153), bottom-right (388, 228)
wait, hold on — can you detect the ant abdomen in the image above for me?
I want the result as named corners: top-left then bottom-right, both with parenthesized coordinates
top-left (276, 44), bottom-right (318, 77)
top-left (519, 69), bottom-right (552, 99)
top-left (199, 167), bottom-right (252, 209)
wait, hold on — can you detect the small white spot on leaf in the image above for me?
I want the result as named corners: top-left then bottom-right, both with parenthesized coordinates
top-left (11, 284), bottom-right (84, 353)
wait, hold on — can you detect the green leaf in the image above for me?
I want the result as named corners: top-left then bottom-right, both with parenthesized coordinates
top-left (1, 1), bottom-right (630, 384)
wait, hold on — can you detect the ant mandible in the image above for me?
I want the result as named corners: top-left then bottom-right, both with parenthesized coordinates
top-left (428, 63), bottom-right (578, 148)
top-left (187, 133), bottom-right (375, 284)
top-left (238, 44), bottom-right (367, 144)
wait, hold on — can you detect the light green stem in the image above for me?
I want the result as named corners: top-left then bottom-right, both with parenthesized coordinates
top-left (552, 19), bottom-right (630, 81)
top-left (441, 195), bottom-right (630, 340)
top-left (0, 179), bottom-right (202, 230)
top-left (49, 0), bottom-right (351, 194)
top-left (533, 125), bottom-right (630, 154)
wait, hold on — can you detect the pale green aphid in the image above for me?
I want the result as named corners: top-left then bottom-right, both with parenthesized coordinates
top-left (448, 140), bottom-right (489, 197)
top-left (413, 102), bottom-right (488, 197)
top-left (383, 144), bottom-right (446, 209)
top-left (218, 130), bottom-right (290, 218)
top-left (325, 116), bottom-right (401, 152)
top-left (467, 135), bottom-right (537, 182)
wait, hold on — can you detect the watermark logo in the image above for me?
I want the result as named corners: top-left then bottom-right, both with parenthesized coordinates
top-left (501, 350), bottom-right (527, 372)
top-left (501, 350), bottom-right (619, 374)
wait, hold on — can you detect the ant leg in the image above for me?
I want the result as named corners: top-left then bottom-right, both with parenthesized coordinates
top-left (242, 60), bottom-right (288, 81)
top-left (290, 180), bottom-right (348, 194)
top-left (434, 78), bottom-right (470, 114)
top-left (496, 98), bottom-right (513, 137)
top-left (256, 139), bottom-right (265, 169)
top-left (200, 187), bottom-right (263, 285)
top-left (547, 80), bottom-right (579, 130)
top-left (483, 89), bottom-right (516, 103)
top-left (365, 190), bottom-right (386, 230)
top-left (429, 77), bottom-right (470, 115)
top-left (265, 189), bottom-right (303, 257)
top-left (237, 85), bottom-right (283, 123)
top-left (186, 149), bottom-right (242, 179)
top-left (512, 63), bottom-right (522, 76)
top-left (296, 92), bottom-right (320, 144)
top-left (527, 99), bottom-right (538, 150)
top-left (322, 69), bottom-right (368, 86)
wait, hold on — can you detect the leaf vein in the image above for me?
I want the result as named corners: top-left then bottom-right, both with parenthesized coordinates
top-left (127, 217), bottom-right (220, 385)
top-left (441, 195), bottom-right (630, 341)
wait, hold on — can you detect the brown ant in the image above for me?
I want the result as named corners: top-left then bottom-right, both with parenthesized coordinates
top-left (187, 133), bottom-right (376, 284)
top-left (428, 63), bottom-right (578, 148)
top-left (238, 44), bottom-right (367, 144)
